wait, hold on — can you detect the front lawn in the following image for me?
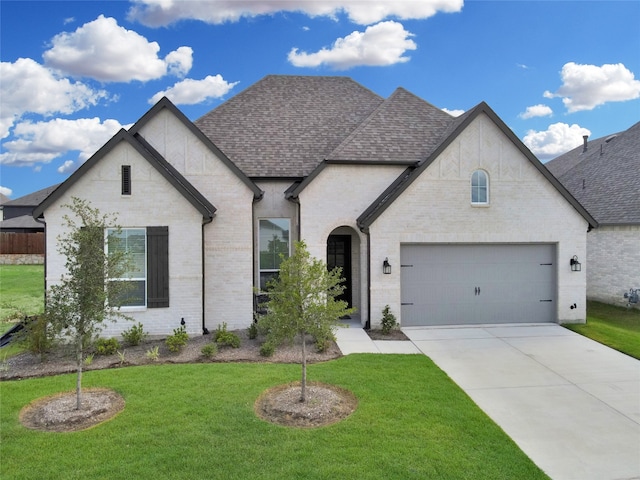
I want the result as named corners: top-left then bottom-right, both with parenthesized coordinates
top-left (564, 301), bottom-right (640, 359)
top-left (0, 264), bottom-right (44, 329)
top-left (1, 355), bottom-right (548, 479)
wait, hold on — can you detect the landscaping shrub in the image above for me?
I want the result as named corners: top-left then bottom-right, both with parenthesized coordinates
top-left (215, 322), bottom-right (240, 348)
top-left (95, 337), bottom-right (120, 355)
top-left (201, 343), bottom-right (218, 358)
top-left (248, 322), bottom-right (258, 340)
top-left (17, 315), bottom-right (55, 360)
top-left (259, 341), bottom-right (275, 357)
top-left (166, 325), bottom-right (189, 353)
top-left (121, 322), bottom-right (148, 346)
top-left (380, 305), bottom-right (398, 334)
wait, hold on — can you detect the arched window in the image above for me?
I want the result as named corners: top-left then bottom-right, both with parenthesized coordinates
top-left (471, 170), bottom-right (489, 204)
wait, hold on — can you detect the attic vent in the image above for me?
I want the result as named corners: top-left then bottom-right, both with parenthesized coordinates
top-left (122, 165), bottom-right (131, 195)
top-left (605, 135), bottom-right (617, 143)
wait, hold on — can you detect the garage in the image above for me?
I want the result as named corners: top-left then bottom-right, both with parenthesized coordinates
top-left (400, 244), bottom-right (556, 326)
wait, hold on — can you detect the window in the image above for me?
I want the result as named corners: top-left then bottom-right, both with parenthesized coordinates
top-left (259, 218), bottom-right (290, 290)
top-left (122, 165), bottom-right (131, 195)
top-left (471, 170), bottom-right (489, 204)
top-left (107, 226), bottom-right (169, 308)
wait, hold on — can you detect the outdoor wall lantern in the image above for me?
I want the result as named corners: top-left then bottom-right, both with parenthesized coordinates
top-left (570, 255), bottom-right (582, 272)
top-left (383, 258), bottom-right (392, 275)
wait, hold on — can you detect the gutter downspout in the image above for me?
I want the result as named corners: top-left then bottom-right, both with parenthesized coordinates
top-left (358, 225), bottom-right (371, 330)
top-left (35, 216), bottom-right (47, 312)
top-left (201, 215), bottom-right (214, 335)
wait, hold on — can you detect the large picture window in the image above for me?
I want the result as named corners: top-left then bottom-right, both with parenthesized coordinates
top-left (259, 218), bottom-right (290, 290)
top-left (471, 170), bottom-right (489, 205)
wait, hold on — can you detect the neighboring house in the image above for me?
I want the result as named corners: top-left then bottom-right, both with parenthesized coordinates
top-left (34, 75), bottom-right (596, 337)
top-left (546, 122), bottom-right (640, 308)
top-left (0, 185), bottom-right (59, 233)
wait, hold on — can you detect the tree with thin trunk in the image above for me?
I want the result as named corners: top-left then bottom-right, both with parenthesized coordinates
top-left (46, 197), bottom-right (132, 410)
top-left (259, 240), bottom-right (354, 402)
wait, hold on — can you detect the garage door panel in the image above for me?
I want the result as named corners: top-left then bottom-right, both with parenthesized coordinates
top-left (401, 244), bottom-right (556, 326)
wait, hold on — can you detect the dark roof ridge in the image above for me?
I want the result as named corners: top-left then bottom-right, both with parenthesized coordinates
top-left (358, 101), bottom-right (597, 230)
top-left (131, 97), bottom-right (263, 199)
top-left (33, 129), bottom-right (216, 221)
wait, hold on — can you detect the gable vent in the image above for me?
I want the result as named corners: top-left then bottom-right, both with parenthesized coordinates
top-left (122, 165), bottom-right (131, 195)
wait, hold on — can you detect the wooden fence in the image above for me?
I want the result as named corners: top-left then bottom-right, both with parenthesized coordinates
top-left (0, 232), bottom-right (45, 254)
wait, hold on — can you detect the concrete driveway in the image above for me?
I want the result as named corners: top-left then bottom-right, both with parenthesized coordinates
top-left (402, 324), bottom-right (640, 480)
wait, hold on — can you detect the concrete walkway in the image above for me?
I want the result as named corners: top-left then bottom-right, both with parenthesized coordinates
top-left (334, 323), bottom-right (640, 480)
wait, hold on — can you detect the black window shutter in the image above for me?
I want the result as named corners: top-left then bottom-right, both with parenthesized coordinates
top-left (147, 226), bottom-right (169, 308)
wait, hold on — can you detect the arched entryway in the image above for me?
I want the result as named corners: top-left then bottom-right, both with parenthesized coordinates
top-left (327, 226), bottom-right (361, 312)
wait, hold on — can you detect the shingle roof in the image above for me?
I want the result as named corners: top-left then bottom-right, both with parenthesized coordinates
top-left (327, 87), bottom-right (454, 163)
top-left (0, 214), bottom-right (43, 230)
top-left (194, 75), bottom-right (384, 178)
top-left (3, 184), bottom-right (60, 207)
top-left (545, 121), bottom-right (640, 225)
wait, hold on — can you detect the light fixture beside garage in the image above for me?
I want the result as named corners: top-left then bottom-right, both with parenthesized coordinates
top-left (570, 255), bottom-right (582, 272)
top-left (383, 257), bottom-right (392, 274)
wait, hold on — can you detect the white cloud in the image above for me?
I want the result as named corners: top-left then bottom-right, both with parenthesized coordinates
top-left (288, 21), bottom-right (416, 69)
top-left (442, 107), bottom-right (464, 117)
top-left (0, 186), bottom-right (13, 197)
top-left (544, 62), bottom-right (640, 113)
top-left (519, 104), bottom-right (553, 119)
top-left (43, 15), bottom-right (193, 82)
top-left (150, 75), bottom-right (239, 105)
top-left (128, 0), bottom-right (463, 27)
top-left (0, 58), bottom-right (109, 138)
top-left (57, 160), bottom-right (76, 174)
top-left (523, 122), bottom-right (591, 161)
top-left (0, 118), bottom-right (128, 169)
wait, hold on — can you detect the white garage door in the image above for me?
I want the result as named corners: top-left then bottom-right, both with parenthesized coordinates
top-left (400, 244), bottom-right (556, 326)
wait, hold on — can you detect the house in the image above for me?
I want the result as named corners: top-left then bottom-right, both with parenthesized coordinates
top-left (546, 122), bottom-right (639, 308)
top-left (34, 75), bottom-right (596, 337)
top-left (0, 185), bottom-right (58, 233)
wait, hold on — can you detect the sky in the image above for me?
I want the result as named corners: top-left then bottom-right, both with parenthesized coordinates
top-left (1, 0), bottom-right (639, 200)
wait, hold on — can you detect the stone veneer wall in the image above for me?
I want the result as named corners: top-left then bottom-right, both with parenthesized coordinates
top-left (0, 254), bottom-right (44, 265)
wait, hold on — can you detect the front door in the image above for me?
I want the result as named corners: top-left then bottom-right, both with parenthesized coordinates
top-left (327, 235), bottom-right (352, 308)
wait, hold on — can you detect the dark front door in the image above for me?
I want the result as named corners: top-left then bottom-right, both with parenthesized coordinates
top-left (327, 235), bottom-right (352, 308)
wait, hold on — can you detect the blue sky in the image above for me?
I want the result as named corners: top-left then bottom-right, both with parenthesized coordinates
top-left (1, 0), bottom-right (639, 199)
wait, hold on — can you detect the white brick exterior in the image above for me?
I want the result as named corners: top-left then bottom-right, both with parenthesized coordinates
top-left (43, 140), bottom-right (205, 337)
top-left (138, 109), bottom-right (257, 331)
top-left (298, 164), bottom-right (407, 324)
top-left (587, 225), bottom-right (640, 308)
top-left (367, 114), bottom-right (589, 326)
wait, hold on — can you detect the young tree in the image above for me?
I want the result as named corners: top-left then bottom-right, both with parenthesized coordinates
top-left (259, 240), bottom-right (354, 402)
top-left (46, 197), bottom-right (132, 410)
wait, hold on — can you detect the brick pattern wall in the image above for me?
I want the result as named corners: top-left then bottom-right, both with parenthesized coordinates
top-left (139, 110), bottom-right (256, 331)
top-left (43, 140), bottom-right (205, 337)
top-left (298, 164), bottom-right (408, 325)
top-left (587, 225), bottom-right (640, 308)
top-left (368, 114), bottom-right (589, 327)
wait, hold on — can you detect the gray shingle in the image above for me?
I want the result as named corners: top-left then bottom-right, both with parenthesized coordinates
top-left (546, 121), bottom-right (640, 225)
top-left (327, 87), bottom-right (454, 163)
top-left (195, 75), bottom-right (384, 178)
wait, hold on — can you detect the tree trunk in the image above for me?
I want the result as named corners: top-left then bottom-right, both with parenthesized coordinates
top-left (76, 337), bottom-right (83, 410)
top-left (300, 334), bottom-right (307, 402)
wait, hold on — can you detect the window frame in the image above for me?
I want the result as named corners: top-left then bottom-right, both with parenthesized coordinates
top-left (471, 169), bottom-right (489, 205)
top-left (107, 227), bottom-right (147, 309)
top-left (258, 218), bottom-right (291, 291)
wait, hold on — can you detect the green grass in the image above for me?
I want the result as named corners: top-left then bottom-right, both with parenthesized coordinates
top-left (1, 355), bottom-right (548, 480)
top-left (0, 265), bottom-right (44, 329)
top-left (564, 301), bottom-right (640, 359)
